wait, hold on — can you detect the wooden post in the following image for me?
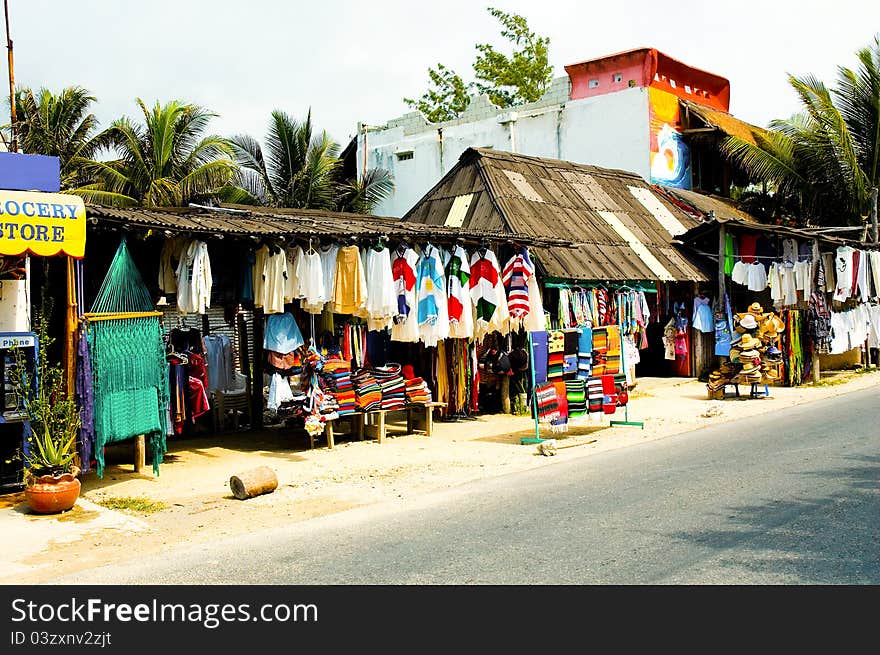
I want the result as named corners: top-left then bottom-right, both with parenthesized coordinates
top-left (717, 218), bottom-right (726, 310)
top-left (870, 186), bottom-right (878, 245)
top-left (811, 238), bottom-right (821, 383)
top-left (251, 308), bottom-right (264, 428)
top-left (500, 375), bottom-right (511, 413)
top-left (133, 434), bottom-right (145, 473)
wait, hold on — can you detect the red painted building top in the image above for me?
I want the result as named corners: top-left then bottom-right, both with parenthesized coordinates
top-left (564, 47), bottom-right (730, 112)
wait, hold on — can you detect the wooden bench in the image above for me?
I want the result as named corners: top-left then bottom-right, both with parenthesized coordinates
top-left (320, 402), bottom-right (447, 448)
top-left (404, 402), bottom-right (447, 437)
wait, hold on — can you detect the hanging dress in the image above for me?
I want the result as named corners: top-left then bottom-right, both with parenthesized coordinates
top-left (332, 245), bottom-right (368, 315)
top-left (298, 247), bottom-right (326, 314)
top-left (361, 246), bottom-right (397, 330)
top-left (692, 295), bottom-right (714, 333)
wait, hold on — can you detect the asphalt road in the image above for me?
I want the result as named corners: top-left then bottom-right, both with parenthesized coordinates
top-left (56, 386), bottom-right (879, 584)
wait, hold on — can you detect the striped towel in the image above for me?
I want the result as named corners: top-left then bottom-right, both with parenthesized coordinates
top-left (565, 379), bottom-right (587, 417)
top-left (534, 383), bottom-right (559, 423)
top-left (577, 327), bottom-right (593, 380)
top-left (551, 381), bottom-right (569, 433)
top-left (601, 374), bottom-right (618, 415)
top-left (587, 376), bottom-right (604, 413)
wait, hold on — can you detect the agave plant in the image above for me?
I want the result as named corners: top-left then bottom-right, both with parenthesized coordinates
top-left (722, 36), bottom-right (879, 226)
top-left (12, 303), bottom-right (81, 478)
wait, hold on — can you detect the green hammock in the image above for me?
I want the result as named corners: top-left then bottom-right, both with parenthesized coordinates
top-left (87, 236), bottom-right (169, 477)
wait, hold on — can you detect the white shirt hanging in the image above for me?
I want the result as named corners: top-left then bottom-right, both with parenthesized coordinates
top-left (176, 240), bottom-right (212, 315)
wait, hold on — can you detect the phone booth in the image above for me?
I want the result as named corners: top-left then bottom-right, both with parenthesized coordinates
top-left (0, 331), bottom-right (38, 492)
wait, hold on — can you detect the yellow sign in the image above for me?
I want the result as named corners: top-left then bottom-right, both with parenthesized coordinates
top-left (0, 190), bottom-right (86, 258)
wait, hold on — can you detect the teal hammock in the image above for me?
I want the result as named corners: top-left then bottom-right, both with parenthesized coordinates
top-left (86, 237), bottom-right (169, 477)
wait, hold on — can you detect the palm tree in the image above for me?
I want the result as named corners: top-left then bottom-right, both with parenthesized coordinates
top-left (722, 35), bottom-right (879, 226)
top-left (226, 109), bottom-right (393, 213)
top-left (6, 86), bottom-right (110, 189)
top-left (74, 99), bottom-right (237, 207)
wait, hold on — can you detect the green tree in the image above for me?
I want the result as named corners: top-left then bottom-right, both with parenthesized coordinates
top-left (722, 35), bottom-right (879, 226)
top-left (75, 99), bottom-right (237, 208)
top-left (472, 7), bottom-right (553, 108)
top-left (403, 64), bottom-right (471, 123)
top-left (226, 109), bottom-right (393, 213)
top-left (404, 7), bottom-right (553, 122)
top-left (4, 86), bottom-right (110, 189)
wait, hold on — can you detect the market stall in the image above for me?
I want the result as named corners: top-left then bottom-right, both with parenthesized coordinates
top-left (75, 203), bottom-right (576, 469)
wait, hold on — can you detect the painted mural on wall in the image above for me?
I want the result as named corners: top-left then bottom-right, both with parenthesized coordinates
top-left (649, 87), bottom-right (691, 189)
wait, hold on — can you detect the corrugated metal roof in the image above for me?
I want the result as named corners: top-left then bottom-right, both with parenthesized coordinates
top-left (681, 100), bottom-right (765, 145)
top-left (84, 202), bottom-right (574, 248)
top-left (402, 148), bottom-right (710, 282)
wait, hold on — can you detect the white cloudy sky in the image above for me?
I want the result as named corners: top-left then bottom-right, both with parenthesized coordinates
top-left (4, 0), bottom-right (879, 146)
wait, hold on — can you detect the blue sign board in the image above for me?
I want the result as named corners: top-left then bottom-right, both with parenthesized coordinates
top-left (0, 152), bottom-right (61, 192)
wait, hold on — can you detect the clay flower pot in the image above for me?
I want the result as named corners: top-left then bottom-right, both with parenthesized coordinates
top-left (24, 466), bottom-right (81, 514)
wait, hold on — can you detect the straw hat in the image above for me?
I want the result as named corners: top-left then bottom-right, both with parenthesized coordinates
top-left (739, 349), bottom-right (760, 360)
top-left (740, 361), bottom-right (760, 375)
top-left (748, 302), bottom-right (764, 316)
top-left (728, 348), bottom-right (741, 362)
top-left (740, 334), bottom-right (761, 350)
top-left (739, 313), bottom-right (758, 330)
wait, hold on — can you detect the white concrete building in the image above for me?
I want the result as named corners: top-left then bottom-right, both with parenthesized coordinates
top-left (356, 47), bottom-right (756, 217)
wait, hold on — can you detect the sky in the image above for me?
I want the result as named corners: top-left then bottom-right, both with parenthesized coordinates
top-left (3, 0), bottom-right (879, 147)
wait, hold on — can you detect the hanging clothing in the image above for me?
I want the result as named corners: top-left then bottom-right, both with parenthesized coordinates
top-left (264, 312), bottom-right (304, 354)
top-left (524, 274), bottom-right (546, 332)
top-left (391, 245), bottom-right (420, 343)
top-left (723, 233), bottom-right (736, 275)
top-left (781, 238), bottom-right (798, 269)
top-left (870, 251), bottom-right (880, 300)
top-left (833, 246), bottom-right (854, 301)
top-left (692, 295), bottom-right (714, 333)
top-left (298, 247), bottom-right (327, 313)
top-left (319, 244), bottom-right (339, 309)
top-left (469, 248), bottom-right (503, 339)
top-left (502, 247), bottom-right (534, 326)
top-left (417, 244), bottom-right (449, 347)
top-left (284, 246), bottom-right (302, 303)
top-left (332, 245), bottom-right (368, 315)
top-left (158, 235), bottom-right (189, 294)
top-left (747, 262), bottom-right (768, 292)
top-left (267, 373), bottom-right (294, 411)
top-left (739, 233), bottom-right (759, 263)
top-left (446, 245), bottom-right (474, 339)
top-left (176, 240), bottom-right (213, 314)
top-left (203, 334), bottom-right (234, 393)
top-left (361, 246), bottom-right (398, 330)
top-left (254, 245), bottom-right (288, 315)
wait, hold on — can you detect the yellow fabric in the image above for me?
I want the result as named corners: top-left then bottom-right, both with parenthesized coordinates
top-left (332, 246), bottom-right (367, 315)
top-left (436, 340), bottom-right (449, 406)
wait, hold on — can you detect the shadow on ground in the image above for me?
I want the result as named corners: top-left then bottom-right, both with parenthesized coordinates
top-left (671, 454), bottom-right (880, 583)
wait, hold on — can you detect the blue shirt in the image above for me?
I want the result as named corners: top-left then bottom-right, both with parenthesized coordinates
top-left (263, 312), bottom-right (304, 354)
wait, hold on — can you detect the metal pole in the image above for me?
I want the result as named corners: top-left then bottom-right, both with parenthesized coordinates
top-left (4, 0), bottom-right (16, 152)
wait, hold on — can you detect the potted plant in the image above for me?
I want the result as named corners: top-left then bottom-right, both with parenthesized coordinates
top-left (12, 304), bottom-right (82, 514)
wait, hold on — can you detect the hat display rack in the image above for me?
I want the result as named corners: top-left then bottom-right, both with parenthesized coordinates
top-left (706, 302), bottom-right (785, 399)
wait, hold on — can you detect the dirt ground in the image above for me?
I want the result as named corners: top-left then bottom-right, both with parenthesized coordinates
top-left (1, 369), bottom-right (878, 584)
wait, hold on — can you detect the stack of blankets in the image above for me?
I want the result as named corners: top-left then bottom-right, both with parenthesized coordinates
top-left (322, 359), bottom-right (356, 416)
top-left (370, 364), bottom-right (406, 411)
top-left (351, 369), bottom-right (382, 412)
top-left (404, 377), bottom-right (432, 405)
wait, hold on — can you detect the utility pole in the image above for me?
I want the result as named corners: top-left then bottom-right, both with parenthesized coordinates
top-left (4, 0), bottom-right (16, 152)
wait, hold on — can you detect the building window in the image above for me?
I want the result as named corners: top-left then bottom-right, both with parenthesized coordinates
top-left (589, 78), bottom-right (600, 89)
top-left (396, 151), bottom-right (414, 161)
top-left (612, 73), bottom-right (622, 83)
